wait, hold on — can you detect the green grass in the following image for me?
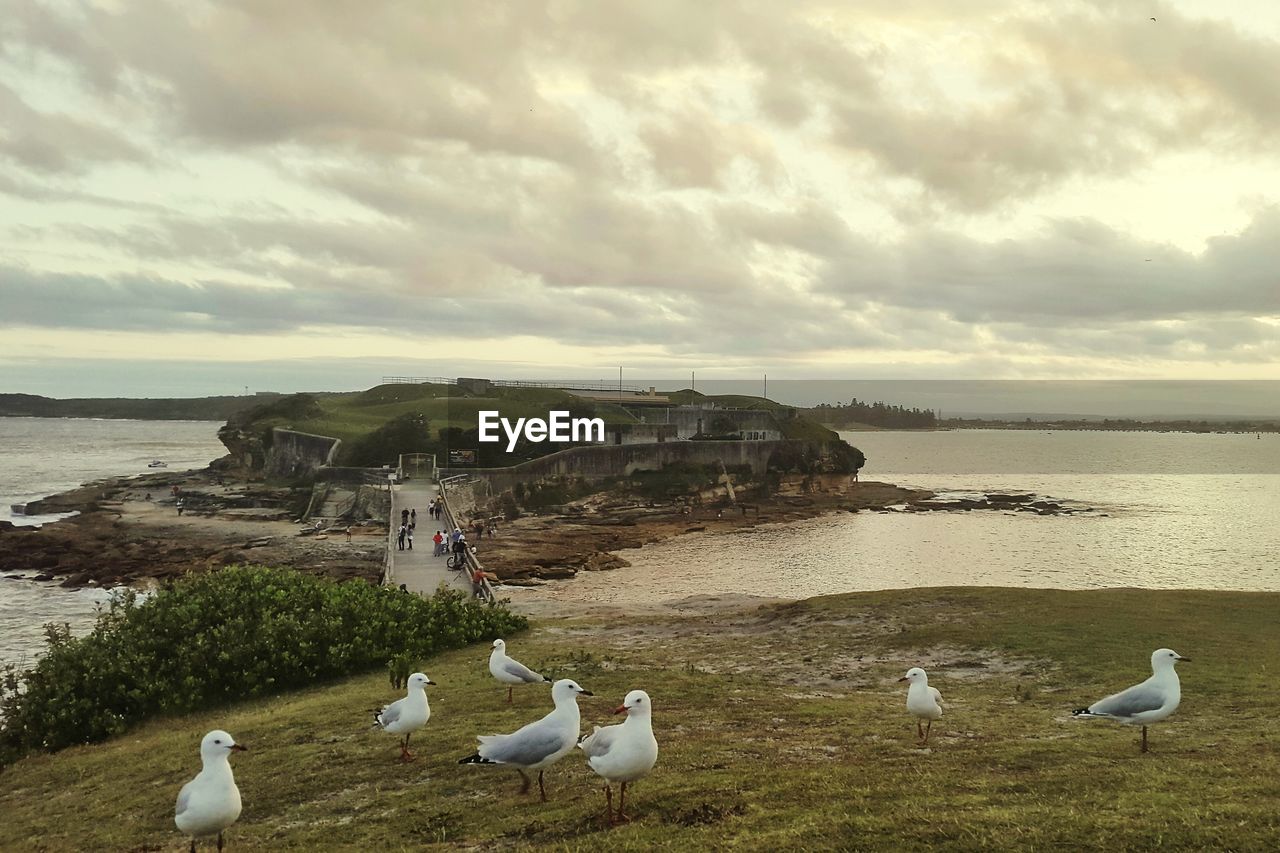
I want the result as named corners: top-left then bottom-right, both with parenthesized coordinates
top-left (6, 588), bottom-right (1275, 850)
top-left (247, 384), bottom-right (640, 448)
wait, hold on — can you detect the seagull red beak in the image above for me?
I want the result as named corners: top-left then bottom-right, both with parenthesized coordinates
top-left (230, 744), bottom-right (248, 752)
top-left (613, 704), bottom-right (628, 715)
top-left (897, 677), bottom-right (908, 682)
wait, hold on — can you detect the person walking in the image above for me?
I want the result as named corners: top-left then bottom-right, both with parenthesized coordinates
top-left (397, 524), bottom-right (407, 551)
top-left (411, 508), bottom-right (416, 526)
top-left (433, 530), bottom-right (444, 556)
top-left (407, 526), bottom-right (414, 550)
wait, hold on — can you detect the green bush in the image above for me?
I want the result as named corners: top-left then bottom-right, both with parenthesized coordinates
top-left (0, 566), bottom-right (525, 766)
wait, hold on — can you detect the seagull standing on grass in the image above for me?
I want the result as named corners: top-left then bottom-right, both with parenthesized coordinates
top-left (1073, 648), bottom-right (1188, 753)
top-left (579, 689), bottom-right (659, 824)
top-left (175, 730), bottom-right (247, 853)
top-left (489, 638), bottom-right (551, 704)
top-left (372, 672), bottom-right (435, 762)
top-left (459, 678), bottom-right (592, 801)
top-left (899, 667), bottom-right (943, 744)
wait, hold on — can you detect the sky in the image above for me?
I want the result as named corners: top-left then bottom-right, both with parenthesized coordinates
top-left (2, 0), bottom-right (1279, 399)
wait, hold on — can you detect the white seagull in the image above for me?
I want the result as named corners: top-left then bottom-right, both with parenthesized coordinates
top-left (459, 678), bottom-right (592, 800)
top-left (372, 672), bottom-right (435, 762)
top-left (899, 667), bottom-right (943, 744)
top-left (489, 638), bottom-right (551, 704)
top-left (579, 689), bottom-right (659, 824)
top-left (1073, 648), bottom-right (1189, 753)
top-left (175, 729), bottom-right (247, 853)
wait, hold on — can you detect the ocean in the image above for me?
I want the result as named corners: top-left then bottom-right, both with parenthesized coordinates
top-left (537, 429), bottom-right (1280, 605)
top-left (0, 418), bottom-right (227, 670)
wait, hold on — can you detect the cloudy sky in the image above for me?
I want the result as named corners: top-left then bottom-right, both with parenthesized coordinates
top-left (2, 0), bottom-right (1279, 396)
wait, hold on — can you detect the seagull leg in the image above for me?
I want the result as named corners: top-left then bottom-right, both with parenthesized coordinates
top-left (604, 783), bottom-right (614, 825)
top-left (617, 781), bottom-right (631, 823)
top-left (399, 733), bottom-right (416, 762)
top-left (517, 769), bottom-right (531, 794)
top-left (190, 840), bottom-right (196, 853)
top-left (924, 720), bottom-right (933, 744)
top-left (217, 831), bottom-right (224, 852)
top-left (539, 770), bottom-right (548, 802)
top-left (507, 685), bottom-right (514, 704)
top-left (1141, 726), bottom-right (1148, 753)
top-left (916, 720), bottom-right (924, 742)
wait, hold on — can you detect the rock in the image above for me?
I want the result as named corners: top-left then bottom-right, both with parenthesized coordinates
top-left (33, 573), bottom-right (55, 582)
top-left (60, 572), bottom-right (92, 587)
top-left (684, 525), bottom-right (706, 533)
top-left (986, 493), bottom-right (1034, 503)
top-left (24, 552), bottom-right (59, 570)
top-left (536, 565), bottom-right (577, 579)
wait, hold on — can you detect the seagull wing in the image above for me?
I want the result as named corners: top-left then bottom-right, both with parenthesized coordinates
top-left (1084, 683), bottom-right (1166, 719)
top-left (929, 686), bottom-right (943, 708)
top-left (376, 696), bottom-right (404, 729)
top-left (479, 719), bottom-right (572, 767)
top-left (503, 658), bottom-right (547, 684)
top-left (175, 779), bottom-right (194, 818)
top-left (578, 723), bottom-right (622, 758)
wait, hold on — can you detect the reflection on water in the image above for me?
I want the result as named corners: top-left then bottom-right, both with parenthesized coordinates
top-left (541, 430), bottom-right (1280, 605)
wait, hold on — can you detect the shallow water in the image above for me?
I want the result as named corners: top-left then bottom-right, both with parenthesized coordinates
top-left (540, 430), bottom-right (1280, 605)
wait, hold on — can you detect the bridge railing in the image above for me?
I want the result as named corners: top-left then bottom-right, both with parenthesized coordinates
top-left (438, 477), bottom-right (496, 604)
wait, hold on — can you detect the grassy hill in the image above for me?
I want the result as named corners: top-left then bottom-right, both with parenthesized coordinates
top-left (3, 586), bottom-right (1276, 850)
top-left (0, 392), bottom-right (276, 421)
top-left (230, 384), bottom-right (640, 448)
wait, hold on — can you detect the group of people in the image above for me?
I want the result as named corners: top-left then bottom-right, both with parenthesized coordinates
top-left (425, 497), bottom-right (444, 521)
top-left (396, 507), bottom-right (415, 551)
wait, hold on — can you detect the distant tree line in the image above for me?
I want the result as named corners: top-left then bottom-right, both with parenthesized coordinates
top-left (943, 417), bottom-right (1280, 433)
top-left (807, 398), bottom-right (938, 429)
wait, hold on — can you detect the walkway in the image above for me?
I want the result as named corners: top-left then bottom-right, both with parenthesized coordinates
top-left (388, 478), bottom-right (470, 595)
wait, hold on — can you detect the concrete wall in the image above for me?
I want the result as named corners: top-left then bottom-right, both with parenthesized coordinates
top-left (439, 438), bottom-right (835, 494)
top-left (631, 406), bottom-right (785, 439)
top-left (265, 428), bottom-right (342, 478)
top-left (607, 423), bottom-right (679, 445)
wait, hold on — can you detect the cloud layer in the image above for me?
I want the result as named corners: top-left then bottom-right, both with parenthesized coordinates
top-left (2, 0), bottom-right (1278, 378)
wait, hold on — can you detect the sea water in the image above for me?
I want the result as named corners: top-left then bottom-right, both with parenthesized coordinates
top-left (0, 418), bottom-right (226, 669)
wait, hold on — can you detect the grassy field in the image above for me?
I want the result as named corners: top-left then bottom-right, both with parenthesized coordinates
top-left (241, 384), bottom-right (643, 448)
top-left (3, 587), bottom-right (1277, 851)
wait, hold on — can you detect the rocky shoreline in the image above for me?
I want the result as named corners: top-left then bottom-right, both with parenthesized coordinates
top-left (2, 467), bottom-right (934, 592)
top-left (2, 465), bottom-right (1094, 594)
top-left (467, 476), bottom-right (935, 583)
top-left (1, 467), bottom-right (384, 588)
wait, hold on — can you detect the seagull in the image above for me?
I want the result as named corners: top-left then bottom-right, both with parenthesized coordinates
top-left (489, 638), bottom-right (551, 704)
top-left (459, 678), bottom-right (592, 801)
top-left (579, 689), bottom-right (659, 824)
top-left (175, 730), bottom-right (247, 853)
top-left (372, 672), bottom-right (435, 762)
top-left (1073, 648), bottom-right (1188, 753)
top-left (898, 667), bottom-right (943, 744)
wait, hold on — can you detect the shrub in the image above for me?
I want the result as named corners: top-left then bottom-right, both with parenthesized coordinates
top-left (0, 566), bottom-right (525, 766)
